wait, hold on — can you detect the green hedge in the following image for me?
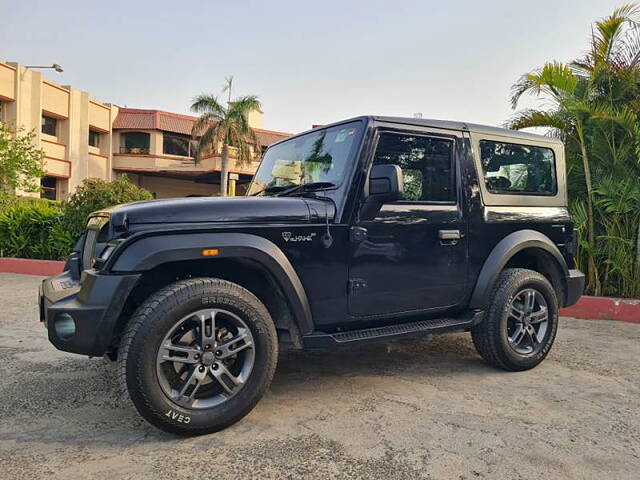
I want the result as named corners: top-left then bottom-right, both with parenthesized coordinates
top-left (0, 175), bottom-right (152, 260)
top-left (0, 197), bottom-right (65, 260)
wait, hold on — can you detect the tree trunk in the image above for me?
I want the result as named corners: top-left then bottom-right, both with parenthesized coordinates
top-left (220, 144), bottom-right (229, 197)
top-left (577, 125), bottom-right (599, 294)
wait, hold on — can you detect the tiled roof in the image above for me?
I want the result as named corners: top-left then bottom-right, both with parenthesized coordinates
top-left (112, 109), bottom-right (156, 130)
top-left (158, 114), bottom-right (195, 136)
top-left (113, 108), bottom-right (290, 146)
top-left (253, 128), bottom-right (291, 147)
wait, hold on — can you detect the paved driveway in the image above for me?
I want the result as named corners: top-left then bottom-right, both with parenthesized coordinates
top-left (1, 273), bottom-right (638, 479)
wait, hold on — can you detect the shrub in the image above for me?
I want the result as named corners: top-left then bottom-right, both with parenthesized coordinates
top-left (0, 175), bottom-right (152, 260)
top-left (0, 197), bottom-right (64, 260)
top-left (60, 175), bottom-right (153, 242)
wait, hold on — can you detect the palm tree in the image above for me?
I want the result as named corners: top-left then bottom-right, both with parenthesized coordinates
top-left (571, 5), bottom-right (640, 79)
top-left (507, 4), bottom-right (640, 296)
top-left (191, 77), bottom-right (262, 196)
top-left (508, 63), bottom-right (602, 290)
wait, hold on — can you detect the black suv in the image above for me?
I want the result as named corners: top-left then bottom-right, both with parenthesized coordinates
top-left (39, 116), bottom-right (584, 435)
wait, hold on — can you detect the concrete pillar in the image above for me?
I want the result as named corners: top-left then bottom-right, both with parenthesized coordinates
top-left (63, 87), bottom-right (90, 197)
top-left (11, 64), bottom-right (42, 198)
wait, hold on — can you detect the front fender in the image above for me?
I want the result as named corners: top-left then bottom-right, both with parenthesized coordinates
top-left (469, 229), bottom-right (569, 309)
top-left (107, 232), bottom-right (314, 335)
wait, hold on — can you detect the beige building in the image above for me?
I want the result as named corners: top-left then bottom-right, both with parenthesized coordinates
top-left (0, 61), bottom-right (290, 199)
top-left (111, 108), bottom-right (288, 198)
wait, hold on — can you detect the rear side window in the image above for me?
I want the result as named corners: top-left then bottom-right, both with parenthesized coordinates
top-left (479, 140), bottom-right (556, 195)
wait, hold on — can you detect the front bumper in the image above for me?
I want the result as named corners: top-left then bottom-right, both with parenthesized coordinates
top-left (39, 270), bottom-right (140, 356)
top-left (564, 269), bottom-right (585, 307)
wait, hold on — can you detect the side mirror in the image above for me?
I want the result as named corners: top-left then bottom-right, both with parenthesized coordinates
top-left (368, 164), bottom-right (403, 202)
top-left (361, 164), bottom-right (404, 220)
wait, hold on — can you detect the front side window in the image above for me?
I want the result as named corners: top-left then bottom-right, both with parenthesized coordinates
top-left (163, 133), bottom-right (191, 156)
top-left (41, 115), bottom-right (57, 136)
top-left (247, 121), bottom-right (362, 195)
top-left (480, 140), bottom-right (556, 195)
top-left (88, 129), bottom-right (100, 148)
top-left (121, 131), bottom-right (150, 154)
top-left (373, 132), bottom-right (455, 202)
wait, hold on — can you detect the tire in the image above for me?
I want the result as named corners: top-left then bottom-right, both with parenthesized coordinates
top-left (118, 278), bottom-right (278, 436)
top-left (471, 268), bottom-right (558, 372)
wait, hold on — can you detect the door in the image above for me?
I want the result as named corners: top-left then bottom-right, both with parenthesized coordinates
top-left (348, 129), bottom-right (468, 317)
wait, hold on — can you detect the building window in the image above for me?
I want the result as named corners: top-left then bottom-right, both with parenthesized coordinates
top-left (163, 132), bottom-right (191, 156)
top-left (120, 131), bottom-right (150, 154)
top-left (41, 115), bottom-right (57, 137)
top-left (88, 129), bottom-right (101, 148)
top-left (479, 140), bottom-right (557, 195)
top-left (41, 176), bottom-right (57, 200)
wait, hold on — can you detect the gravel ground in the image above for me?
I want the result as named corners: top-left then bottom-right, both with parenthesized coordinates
top-left (0, 272), bottom-right (639, 479)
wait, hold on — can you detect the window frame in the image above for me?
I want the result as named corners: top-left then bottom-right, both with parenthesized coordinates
top-left (40, 176), bottom-right (57, 200)
top-left (370, 129), bottom-right (459, 206)
top-left (470, 131), bottom-right (566, 208)
top-left (88, 129), bottom-right (101, 148)
top-left (41, 115), bottom-right (58, 137)
top-left (162, 132), bottom-right (192, 157)
top-left (479, 139), bottom-right (558, 197)
top-left (120, 131), bottom-right (151, 154)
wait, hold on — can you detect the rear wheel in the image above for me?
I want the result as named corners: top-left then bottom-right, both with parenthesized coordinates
top-left (471, 268), bottom-right (558, 371)
top-left (118, 278), bottom-right (277, 436)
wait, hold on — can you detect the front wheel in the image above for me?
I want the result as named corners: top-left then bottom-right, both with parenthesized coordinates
top-left (471, 268), bottom-right (559, 371)
top-left (118, 278), bottom-right (278, 436)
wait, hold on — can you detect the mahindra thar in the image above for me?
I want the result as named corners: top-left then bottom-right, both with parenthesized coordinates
top-left (39, 116), bottom-right (584, 435)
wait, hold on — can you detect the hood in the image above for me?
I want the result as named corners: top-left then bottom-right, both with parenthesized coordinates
top-left (98, 196), bottom-right (333, 227)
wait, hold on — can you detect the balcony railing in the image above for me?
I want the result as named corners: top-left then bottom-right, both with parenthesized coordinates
top-left (120, 147), bottom-right (150, 154)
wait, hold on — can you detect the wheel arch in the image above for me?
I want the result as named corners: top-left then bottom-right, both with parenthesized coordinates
top-left (469, 229), bottom-right (569, 309)
top-left (106, 232), bottom-right (312, 353)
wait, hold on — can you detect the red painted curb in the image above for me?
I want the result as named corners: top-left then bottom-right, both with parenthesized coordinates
top-left (561, 296), bottom-right (640, 323)
top-left (0, 257), bottom-right (638, 323)
top-left (0, 257), bottom-right (64, 277)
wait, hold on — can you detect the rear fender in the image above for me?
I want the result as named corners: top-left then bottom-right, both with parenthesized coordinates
top-left (469, 229), bottom-right (569, 309)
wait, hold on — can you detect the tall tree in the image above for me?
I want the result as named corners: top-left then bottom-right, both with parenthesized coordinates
top-left (191, 77), bottom-right (261, 196)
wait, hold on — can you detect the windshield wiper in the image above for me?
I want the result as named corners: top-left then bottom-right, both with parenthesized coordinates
top-left (250, 185), bottom-right (289, 196)
top-left (275, 182), bottom-right (336, 197)
top-left (251, 182), bottom-right (336, 197)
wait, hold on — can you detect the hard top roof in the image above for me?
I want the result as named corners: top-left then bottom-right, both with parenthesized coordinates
top-left (370, 116), bottom-right (562, 144)
top-left (294, 115), bottom-right (561, 145)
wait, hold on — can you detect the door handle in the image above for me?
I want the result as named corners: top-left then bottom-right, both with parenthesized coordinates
top-left (439, 229), bottom-right (461, 245)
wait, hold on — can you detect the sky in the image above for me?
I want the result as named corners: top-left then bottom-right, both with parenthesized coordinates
top-left (0, 0), bottom-right (627, 134)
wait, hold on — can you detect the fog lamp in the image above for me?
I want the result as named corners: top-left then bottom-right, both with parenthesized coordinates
top-left (54, 313), bottom-right (76, 340)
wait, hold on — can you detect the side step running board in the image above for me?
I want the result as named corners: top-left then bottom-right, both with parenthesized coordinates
top-left (302, 311), bottom-right (484, 349)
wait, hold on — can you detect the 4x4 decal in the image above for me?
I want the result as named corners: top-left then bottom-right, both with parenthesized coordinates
top-left (282, 231), bottom-right (317, 243)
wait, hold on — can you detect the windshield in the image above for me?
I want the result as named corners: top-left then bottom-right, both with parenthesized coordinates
top-left (247, 121), bottom-right (362, 196)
